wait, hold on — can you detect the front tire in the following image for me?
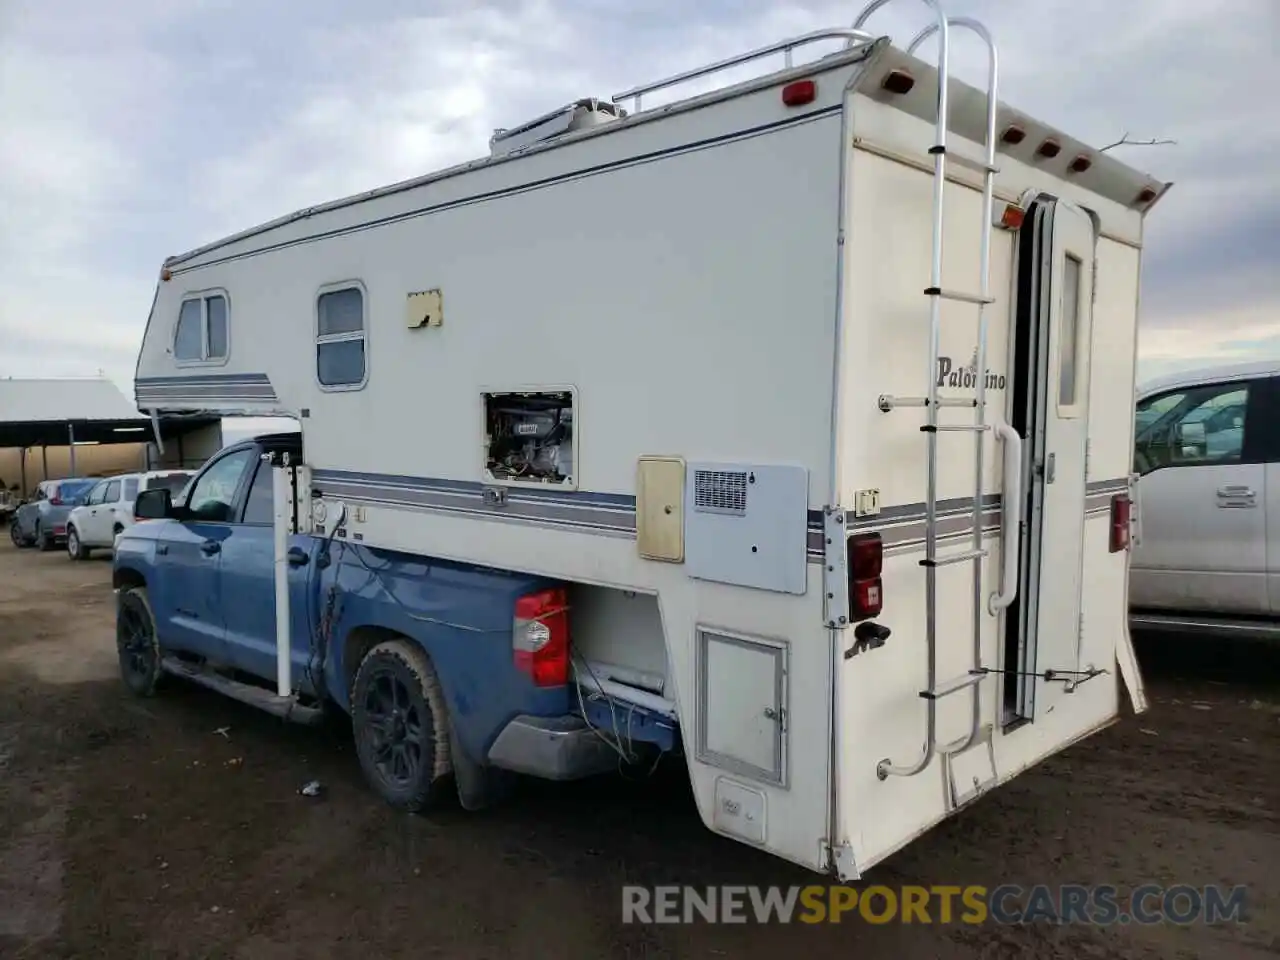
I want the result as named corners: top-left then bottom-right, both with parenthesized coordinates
top-left (351, 640), bottom-right (453, 812)
top-left (67, 526), bottom-right (89, 560)
top-left (117, 586), bottom-right (163, 697)
top-left (9, 521), bottom-right (26, 549)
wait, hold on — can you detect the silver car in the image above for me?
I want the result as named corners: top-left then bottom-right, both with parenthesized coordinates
top-left (9, 478), bottom-right (98, 551)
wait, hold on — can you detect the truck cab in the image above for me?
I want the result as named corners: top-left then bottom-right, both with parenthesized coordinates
top-left (112, 433), bottom-right (669, 811)
top-left (1130, 361), bottom-right (1280, 638)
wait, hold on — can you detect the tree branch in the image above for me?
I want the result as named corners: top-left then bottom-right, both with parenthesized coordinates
top-left (1099, 131), bottom-right (1177, 152)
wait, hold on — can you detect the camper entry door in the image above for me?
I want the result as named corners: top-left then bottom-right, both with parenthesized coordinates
top-left (1006, 197), bottom-right (1096, 722)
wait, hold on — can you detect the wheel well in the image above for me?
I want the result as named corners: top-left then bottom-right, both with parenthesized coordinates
top-left (113, 568), bottom-right (146, 592)
top-left (343, 625), bottom-right (410, 692)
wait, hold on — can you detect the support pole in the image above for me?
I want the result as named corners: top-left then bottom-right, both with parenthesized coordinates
top-left (68, 423), bottom-right (77, 475)
top-left (272, 455), bottom-right (293, 697)
top-left (41, 446), bottom-right (48, 484)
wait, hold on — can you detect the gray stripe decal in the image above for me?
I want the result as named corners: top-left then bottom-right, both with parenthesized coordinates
top-left (136, 372), bottom-right (279, 405)
top-left (312, 470), bottom-right (1127, 564)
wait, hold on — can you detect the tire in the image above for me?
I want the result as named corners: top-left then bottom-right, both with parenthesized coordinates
top-left (351, 639), bottom-right (453, 812)
top-left (36, 523), bottom-right (54, 552)
top-left (116, 586), bottom-right (163, 697)
top-left (67, 525), bottom-right (89, 560)
top-left (9, 521), bottom-right (26, 549)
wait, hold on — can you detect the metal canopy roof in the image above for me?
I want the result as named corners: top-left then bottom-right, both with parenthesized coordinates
top-left (0, 377), bottom-right (219, 448)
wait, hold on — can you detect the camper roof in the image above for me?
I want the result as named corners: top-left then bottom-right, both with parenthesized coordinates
top-left (164, 30), bottom-right (1169, 271)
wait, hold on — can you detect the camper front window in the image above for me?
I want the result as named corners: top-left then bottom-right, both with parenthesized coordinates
top-left (174, 292), bottom-right (229, 363)
top-left (316, 285), bottom-right (366, 388)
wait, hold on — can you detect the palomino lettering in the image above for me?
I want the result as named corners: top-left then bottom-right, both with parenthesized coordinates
top-left (936, 356), bottom-right (1006, 391)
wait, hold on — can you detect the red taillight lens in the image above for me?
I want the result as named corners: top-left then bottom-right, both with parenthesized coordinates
top-left (513, 587), bottom-right (570, 687)
top-left (847, 533), bottom-right (884, 621)
top-left (1110, 494), bottom-right (1131, 553)
top-left (49, 496), bottom-right (62, 506)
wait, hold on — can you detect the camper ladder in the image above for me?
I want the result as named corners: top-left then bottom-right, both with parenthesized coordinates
top-left (852, 2), bottom-right (1002, 781)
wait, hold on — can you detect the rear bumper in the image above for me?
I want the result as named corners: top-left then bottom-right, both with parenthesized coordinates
top-left (486, 714), bottom-right (618, 781)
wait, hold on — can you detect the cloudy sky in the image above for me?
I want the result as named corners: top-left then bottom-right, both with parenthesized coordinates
top-left (1, 0), bottom-right (1275, 412)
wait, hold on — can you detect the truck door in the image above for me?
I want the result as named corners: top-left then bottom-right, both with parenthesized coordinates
top-left (1131, 377), bottom-right (1267, 614)
top-left (151, 447), bottom-right (256, 663)
top-left (1005, 197), bottom-right (1095, 721)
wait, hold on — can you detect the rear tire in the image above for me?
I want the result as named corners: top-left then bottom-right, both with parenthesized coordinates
top-left (116, 586), bottom-right (163, 697)
top-left (36, 523), bottom-right (54, 552)
top-left (67, 526), bottom-right (89, 560)
top-left (351, 639), bottom-right (453, 812)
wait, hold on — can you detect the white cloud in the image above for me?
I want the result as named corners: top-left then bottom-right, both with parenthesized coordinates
top-left (0, 0), bottom-right (1274, 398)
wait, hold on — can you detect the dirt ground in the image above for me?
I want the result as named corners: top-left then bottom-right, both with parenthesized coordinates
top-left (0, 540), bottom-right (1276, 960)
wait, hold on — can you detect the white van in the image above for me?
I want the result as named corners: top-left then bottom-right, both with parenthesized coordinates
top-left (66, 470), bottom-right (194, 558)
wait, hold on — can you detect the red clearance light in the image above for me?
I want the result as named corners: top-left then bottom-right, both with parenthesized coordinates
top-left (847, 532), bottom-right (884, 621)
top-left (514, 588), bottom-right (570, 687)
top-left (1135, 187), bottom-right (1158, 206)
top-left (1036, 138), bottom-right (1061, 159)
top-left (1069, 154), bottom-right (1092, 174)
top-left (1110, 494), bottom-right (1132, 553)
top-left (781, 79), bottom-right (816, 107)
top-left (1000, 124), bottom-right (1026, 145)
top-left (881, 69), bottom-right (915, 95)
top-left (999, 203), bottom-right (1026, 230)
top-left (160, 267), bottom-right (172, 282)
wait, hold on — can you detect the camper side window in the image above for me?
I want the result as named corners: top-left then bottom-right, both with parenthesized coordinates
top-left (316, 285), bottom-right (367, 389)
top-left (174, 292), bottom-right (230, 364)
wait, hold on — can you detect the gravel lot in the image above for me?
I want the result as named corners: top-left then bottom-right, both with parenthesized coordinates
top-left (1, 538), bottom-right (1276, 959)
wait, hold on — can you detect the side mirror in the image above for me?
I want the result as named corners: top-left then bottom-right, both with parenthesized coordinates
top-left (134, 488), bottom-right (174, 521)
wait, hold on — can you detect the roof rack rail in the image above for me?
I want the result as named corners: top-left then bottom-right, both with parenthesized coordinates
top-left (612, 27), bottom-right (877, 112)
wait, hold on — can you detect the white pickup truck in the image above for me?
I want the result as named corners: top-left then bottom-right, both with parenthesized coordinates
top-left (1130, 360), bottom-right (1280, 639)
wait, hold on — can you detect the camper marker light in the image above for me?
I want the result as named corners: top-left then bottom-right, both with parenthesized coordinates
top-left (1135, 186), bottom-right (1158, 206)
top-left (781, 79), bottom-right (816, 107)
top-left (1069, 154), bottom-right (1093, 174)
top-left (1000, 124), bottom-right (1026, 145)
top-left (1036, 138), bottom-right (1062, 159)
top-left (881, 69), bottom-right (914, 95)
top-left (999, 204), bottom-right (1026, 230)
top-left (1110, 494), bottom-right (1132, 553)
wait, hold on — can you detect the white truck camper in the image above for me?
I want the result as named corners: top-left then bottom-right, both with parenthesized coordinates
top-left (133, 1), bottom-right (1164, 878)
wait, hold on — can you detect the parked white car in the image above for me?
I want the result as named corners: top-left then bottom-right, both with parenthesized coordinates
top-left (1130, 360), bottom-right (1280, 638)
top-left (66, 470), bottom-right (194, 559)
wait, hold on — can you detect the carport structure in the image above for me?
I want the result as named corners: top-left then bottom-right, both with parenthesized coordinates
top-left (0, 377), bottom-right (222, 495)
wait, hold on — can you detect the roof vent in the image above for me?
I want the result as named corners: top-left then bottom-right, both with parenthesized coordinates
top-left (490, 98), bottom-right (626, 157)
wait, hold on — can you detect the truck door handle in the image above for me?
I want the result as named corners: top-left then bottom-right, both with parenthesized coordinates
top-left (287, 546), bottom-right (309, 567)
top-left (156, 544), bottom-right (169, 556)
top-left (200, 540), bottom-right (221, 556)
top-left (1216, 485), bottom-right (1256, 507)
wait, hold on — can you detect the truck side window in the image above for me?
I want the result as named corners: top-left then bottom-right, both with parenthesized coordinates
top-left (1134, 381), bottom-right (1249, 475)
top-left (241, 462), bottom-right (275, 525)
top-left (186, 450), bottom-right (255, 522)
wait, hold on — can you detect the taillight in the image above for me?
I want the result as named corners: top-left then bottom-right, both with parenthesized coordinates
top-left (1110, 494), bottom-right (1131, 553)
top-left (847, 533), bottom-right (884, 621)
top-left (513, 587), bottom-right (570, 687)
top-left (49, 496), bottom-right (62, 506)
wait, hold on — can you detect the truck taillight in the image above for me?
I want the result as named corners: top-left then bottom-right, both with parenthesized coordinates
top-left (1110, 494), bottom-right (1131, 553)
top-left (49, 496), bottom-right (62, 506)
top-left (847, 533), bottom-right (883, 621)
top-left (513, 587), bottom-right (570, 687)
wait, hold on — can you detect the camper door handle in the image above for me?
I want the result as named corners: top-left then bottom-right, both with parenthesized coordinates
top-left (200, 540), bottom-right (221, 556)
top-left (988, 420), bottom-right (1023, 615)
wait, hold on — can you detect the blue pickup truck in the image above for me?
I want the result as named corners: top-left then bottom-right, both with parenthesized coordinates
top-left (113, 432), bottom-right (668, 810)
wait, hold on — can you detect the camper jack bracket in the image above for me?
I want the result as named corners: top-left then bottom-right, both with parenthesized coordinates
top-left (821, 507), bottom-right (850, 629)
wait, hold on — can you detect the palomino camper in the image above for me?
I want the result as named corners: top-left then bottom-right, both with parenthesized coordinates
top-left (122, 1), bottom-right (1162, 878)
